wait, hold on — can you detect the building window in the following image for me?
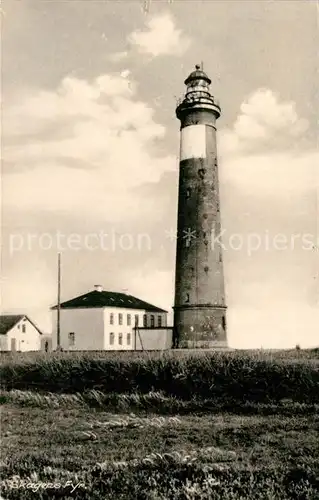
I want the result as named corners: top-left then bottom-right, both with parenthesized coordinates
top-left (109, 332), bottom-right (114, 345)
top-left (22, 324), bottom-right (26, 333)
top-left (127, 314), bottom-right (131, 326)
top-left (222, 316), bottom-right (226, 331)
top-left (118, 313), bottom-right (123, 325)
top-left (127, 333), bottom-right (131, 345)
top-left (68, 332), bottom-right (75, 347)
top-left (118, 332), bottom-right (123, 345)
top-left (143, 314), bottom-right (147, 327)
top-left (110, 313), bottom-right (114, 325)
top-left (135, 314), bottom-right (139, 326)
top-left (158, 315), bottom-right (162, 327)
top-left (150, 315), bottom-right (155, 327)
top-left (186, 187), bottom-right (191, 199)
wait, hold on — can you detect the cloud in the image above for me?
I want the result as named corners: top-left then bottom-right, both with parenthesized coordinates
top-left (1, 259), bottom-right (56, 333)
top-left (109, 51), bottom-right (129, 62)
top-left (220, 89), bottom-right (309, 156)
top-left (128, 13), bottom-right (190, 57)
top-left (217, 89), bottom-right (319, 348)
top-left (219, 89), bottom-right (317, 213)
top-left (3, 73), bottom-right (175, 224)
top-left (120, 69), bottom-right (131, 78)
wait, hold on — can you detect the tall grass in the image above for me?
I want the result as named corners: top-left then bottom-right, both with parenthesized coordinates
top-left (1, 351), bottom-right (318, 404)
top-left (1, 389), bottom-right (318, 415)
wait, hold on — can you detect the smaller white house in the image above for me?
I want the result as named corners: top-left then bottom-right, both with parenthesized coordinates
top-left (0, 314), bottom-right (44, 352)
top-left (51, 285), bottom-right (172, 351)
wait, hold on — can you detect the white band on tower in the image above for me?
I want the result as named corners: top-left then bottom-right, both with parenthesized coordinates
top-left (180, 124), bottom-right (206, 161)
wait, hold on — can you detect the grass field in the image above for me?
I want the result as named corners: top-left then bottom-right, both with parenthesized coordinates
top-left (1, 350), bottom-right (318, 402)
top-left (1, 349), bottom-right (318, 499)
top-left (0, 347), bottom-right (318, 364)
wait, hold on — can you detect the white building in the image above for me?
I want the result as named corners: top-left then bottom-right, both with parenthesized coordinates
top-left (51, 286), bottom-right (172, 351)
top-left (0, 314), bottom-right (44, 351)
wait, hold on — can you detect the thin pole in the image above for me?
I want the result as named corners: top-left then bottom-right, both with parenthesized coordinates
top-left (57, 252), bottom-right (61, 349)
top-left (137, 327), bottom-right (144, 351)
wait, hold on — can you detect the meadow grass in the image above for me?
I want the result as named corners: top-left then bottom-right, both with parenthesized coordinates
top-left (1, 349), bottom-right (318, 498)
top-left (0, 350), bottom-right (318, 405)
top-left (1, 389), bottom-right (318, 416)
top-left (1, 347), bottom-right (318, 365)
top-left (1, 406), bottom-right (318, 499)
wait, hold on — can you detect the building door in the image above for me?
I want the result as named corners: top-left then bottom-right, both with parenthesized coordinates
top-left (11, 338), bottom-right (17, 352)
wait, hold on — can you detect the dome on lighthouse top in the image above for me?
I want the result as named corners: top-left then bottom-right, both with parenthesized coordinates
top-left (184, 64), bottom-right (211, 86)
top-left (176, 63), bottom-right (221, 121)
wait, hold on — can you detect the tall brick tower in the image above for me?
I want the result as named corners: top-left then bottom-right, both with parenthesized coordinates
top-left (173, 65), bottom-right (227, 349)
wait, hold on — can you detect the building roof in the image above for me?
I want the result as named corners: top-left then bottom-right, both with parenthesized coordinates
top-left (185, 64), bottom-right (211, 86)
top-left (51, 290), bottom-right (168, 313)
top-left (0, 314), bottom-right (43, 335)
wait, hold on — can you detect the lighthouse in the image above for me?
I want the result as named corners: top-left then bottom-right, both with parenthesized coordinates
top-left (173, 65), bottom-right (227, 349)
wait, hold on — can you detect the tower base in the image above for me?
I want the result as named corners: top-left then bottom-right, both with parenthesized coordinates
top-left (173, 305), bottom-right (227, 349)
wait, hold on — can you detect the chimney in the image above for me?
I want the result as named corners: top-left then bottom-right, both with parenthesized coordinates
top-left (94, 285), bottom-right (103, 292)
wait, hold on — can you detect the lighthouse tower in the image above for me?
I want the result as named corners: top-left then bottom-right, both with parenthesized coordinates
top-left (173, 65), bottom-right (227, 349)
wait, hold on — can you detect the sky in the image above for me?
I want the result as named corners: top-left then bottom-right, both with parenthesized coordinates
top-left (1, 0), bottom-right (318, 348)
